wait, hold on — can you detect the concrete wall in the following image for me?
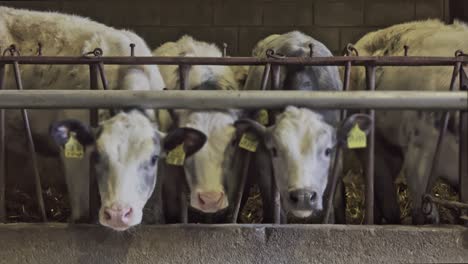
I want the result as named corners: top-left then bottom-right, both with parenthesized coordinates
top-left (0, 0), bottom-right (450, 55)
top-left (0, 224), bottom-right (467, 264)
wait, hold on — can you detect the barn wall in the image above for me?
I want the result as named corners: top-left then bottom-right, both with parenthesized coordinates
top-left (0, 0), bottom-right (450, 55)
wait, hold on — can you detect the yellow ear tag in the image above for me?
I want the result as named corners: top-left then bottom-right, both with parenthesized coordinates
top-left (239, 132), bottom-right (259, 152)
top-left (256, 109), bottom-right (269, 126)
top-left (166, 143), bottom-right (186, 166)
top-left (64, 132), bottom-right (84, 159)
top-left (347, 124), bottom-right (367, 149)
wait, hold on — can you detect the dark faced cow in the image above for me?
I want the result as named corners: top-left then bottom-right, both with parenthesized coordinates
top-left (350, 19), bottom-right (467, 224)
top-left (241, 31), bottom-right (371, 222)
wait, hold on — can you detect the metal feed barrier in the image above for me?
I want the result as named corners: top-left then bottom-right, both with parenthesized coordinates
top-left (0, 44), bottom-right (467, 225)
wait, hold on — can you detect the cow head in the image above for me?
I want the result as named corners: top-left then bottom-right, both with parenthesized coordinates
top-left (236, 107), bottom-right (371, 218)
top-left (172, 110), bottom-right (240, 214)
top-left (50, 109), bottom-right (206, 231)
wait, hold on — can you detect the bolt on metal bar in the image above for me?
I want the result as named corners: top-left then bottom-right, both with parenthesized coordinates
top-left (0, 64), bottom-right (6, 223)
top-left (323, 61), bottom-right (352, 224)
top-left (1, 56), bottom-right (468, 66)
top-left (459, 66), bottom-right (468, 225)
top-left (365, 65), bottom-right (376, 225)
top-left (0, 90), bottom-right (466, 110)
top-left (12, 61), bottom-right (47, 222)
top-left (89, 64), bottom-right (100, 223)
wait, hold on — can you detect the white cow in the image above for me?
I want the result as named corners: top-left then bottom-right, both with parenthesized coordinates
top-left (350, 19), bottom-right (467, 224)
top-left (241, 31), bottom-right (370, 222)
top-left (1, 7), bottom-right (205, 231)
top-left (153, 36), bottom-right (247, 222)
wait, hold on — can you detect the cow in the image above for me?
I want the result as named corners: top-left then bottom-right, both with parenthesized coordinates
top-left (153, 36), bottom-right (248, 223)
top-left (349, 19), bottom-right (467, 224)
top-left (240, 31), bottom-right (371, 223)
top-left (1, 7), bottom-right (206, 231)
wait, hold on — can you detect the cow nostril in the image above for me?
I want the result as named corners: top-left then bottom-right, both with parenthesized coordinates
top-left (124, 208), bottom-right (133, 218)
top-left (310, 192), bottom-right (317, 201)
top-left (104, 210), bottom-right (112, 221)
top-left (289, 193), bottom-right (299, 203)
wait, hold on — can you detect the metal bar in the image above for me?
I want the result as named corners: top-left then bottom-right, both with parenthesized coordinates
top-left (424, 195), bottom-right (468, 210)
top-left (230, 151), bottom-right (251, 223)
top-left (270, 64), bottom-right (281, 224)
top-left (425, 63), bottom-right (461, 196)
top-left (0, 56), bottom-right (467, 66)
top-left (97, 62), bottom-right (116, 117)
top-left (459, 66), bottom-right (468, 225)
top-left (178, 64), bottom-right (190, 90)
top-left (0, 64), bottom-right (5, 222)
top-left (323, 61), bottom-right (351, 224)
top-left (0, 90), bottom-right (466, 110)
top-left (89, 64), bottom-right (99, 223)
top-left (365, 65), bottom-right (376, 225)
top-left (260, 64), bottom-right (271, 91)
top-left (12, 61), bottom-right (47, 222)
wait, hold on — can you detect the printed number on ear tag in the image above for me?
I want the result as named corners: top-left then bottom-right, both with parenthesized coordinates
top-left (347, 124), bottom-right (367, 149)
top-left (239, 132), bottom-right (259, 152)
top-left (64, 132), bottom-right (84, 159)
top-left (256, 109), bottom-right (269, 126)
top-left (166, 143), bottom-right (186, 166)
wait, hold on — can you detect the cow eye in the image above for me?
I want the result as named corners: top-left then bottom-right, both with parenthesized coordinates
top-left (150, 154), bottom-right (159, 165)
top-left (325, 148), bottom-right (332, 157)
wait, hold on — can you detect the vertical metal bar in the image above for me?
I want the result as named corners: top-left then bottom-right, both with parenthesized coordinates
top-left (270, 65), bottom-right (281, 90)
top-left (178, 64), bottom-right (190, 91)
top-left (271, 64), bottom-right (281, 223)
top-left (0, 64), bottom-right (6, 223)
top-left (365, 65), bottom-right (376, 224)
top-left (97, 62), bottom-right (116, 117)
top-left (323, 61), bottom-right (351, 224)
top-left (230, 151), bottom-right (251, 223)
top-left (260, 64), bottom-right (271, 91)
top-left (180, 170), bottom-right (188, 224)
top-left (425, 63), bottom-right (461, 195)
top-left (12, 61), bottom-right (47, 222)
top-left (89, 64), bottom-right (99, 223)
top-left (130, 43), bottom-right (135, 57)
top-left (459, 66), bottom-right (468, 225)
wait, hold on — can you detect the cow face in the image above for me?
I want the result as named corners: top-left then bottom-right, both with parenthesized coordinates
top-left (174, 110), bottom-right (239, 213)
top-left (50, 110), bottom-right (206, 231)
top-left (236, 107), bottom-right (371, 219)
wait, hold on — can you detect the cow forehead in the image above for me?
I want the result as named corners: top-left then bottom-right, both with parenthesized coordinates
top-left (272, 107), bottom-right (334, 152)
top-left (97, 111), bottom-right (156, 161)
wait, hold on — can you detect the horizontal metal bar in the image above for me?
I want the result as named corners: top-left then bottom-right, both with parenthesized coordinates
top-left (0, 90), bottom-right (466, 110)
top-left (0, 56), bottom-right (467, 66)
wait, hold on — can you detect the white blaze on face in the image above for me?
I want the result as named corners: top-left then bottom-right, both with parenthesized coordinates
top-left (95, 111), bottom-right (159, 230)
top-left (177, 111), bottom-right (237, 213)
top-left (269, 107), bottom-right (335, 217)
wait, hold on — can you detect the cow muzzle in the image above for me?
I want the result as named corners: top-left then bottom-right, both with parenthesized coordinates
top-left (191, 191), bottom-right (227, 213)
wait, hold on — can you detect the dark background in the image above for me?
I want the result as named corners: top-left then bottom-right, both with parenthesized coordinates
top-left (0, 0), bottom-right (465, 55)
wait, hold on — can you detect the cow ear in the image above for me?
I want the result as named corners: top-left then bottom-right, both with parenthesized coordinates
top-left (337, 114), bottom-right (372, 146)
top-left (49, 120), bottom-right (95, 147)
top-left (163, 127), bottom-right (207, 157)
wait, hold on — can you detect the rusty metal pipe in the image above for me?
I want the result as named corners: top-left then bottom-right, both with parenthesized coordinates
top-left (365, 65), bottom-right (376, 225)
top-left (260, 64), bottom-right (271, 91)
top-left (1, 56), bottom-right (467, 66)
top-left (97, 62), bottom-right (116, 117)
top-left (0, 64), bottom-right (5, 222)
top-left (12, 61), bottom-right (47, 222)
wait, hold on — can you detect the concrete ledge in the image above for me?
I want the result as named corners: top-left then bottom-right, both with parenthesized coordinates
top-left (0, 224), bottom-right (467, 264)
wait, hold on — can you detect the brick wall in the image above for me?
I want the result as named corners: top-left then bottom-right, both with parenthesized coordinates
top-left (0, 0), bottom-right (451, 55)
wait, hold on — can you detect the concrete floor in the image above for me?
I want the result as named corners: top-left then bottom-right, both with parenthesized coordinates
top-left (0, 223), bottom-right (467, 264)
